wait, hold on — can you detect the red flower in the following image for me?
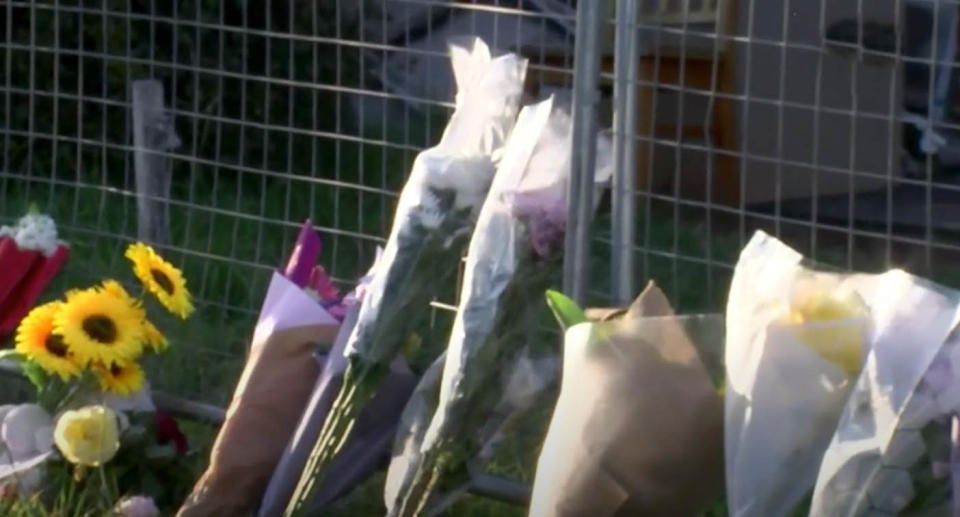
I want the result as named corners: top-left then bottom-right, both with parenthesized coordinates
top-left (154, 411), bottom-right (188, 456)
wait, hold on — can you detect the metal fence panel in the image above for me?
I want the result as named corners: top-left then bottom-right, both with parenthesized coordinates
top-left (2, 0), bottom-right (960, 396)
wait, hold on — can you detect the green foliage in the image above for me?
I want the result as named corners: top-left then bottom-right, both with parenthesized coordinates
top-left (544, 290), bottom-right (587, 331)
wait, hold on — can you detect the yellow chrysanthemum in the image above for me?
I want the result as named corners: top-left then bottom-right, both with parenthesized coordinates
top-left (782, 275), bottom-right (868, 376)
top-left (93, 360), bottom-right (145, 396)
top-left (125, 242), bottom-right (194, 319)
top-left (142, 319), bottom-right (168, 352)
top-left (54, 287), bottom-right (144, 366)
top-left (54, 406), bottom-right (120, 467)
top-left (14, 302), bottom-right (81, 381)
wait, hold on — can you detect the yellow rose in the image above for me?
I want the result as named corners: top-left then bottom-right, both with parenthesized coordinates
top-left (53, 406), bottom-right (120, 467)
top-left (783, 275), bottom-right (868, 377)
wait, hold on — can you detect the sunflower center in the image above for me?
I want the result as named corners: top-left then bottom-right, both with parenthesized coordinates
top-left (151, 269), bottom-right (175, 295)
top-left (110, 363), bottom-right (122, 376)
top-left (82, 315), bottom-right (118, 344)
top-left (45, 333), bottom-right (68, 358)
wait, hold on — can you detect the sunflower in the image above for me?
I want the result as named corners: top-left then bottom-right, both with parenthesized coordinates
top-left (142, 319), bottom-right (168, 352)
top-left (125, 242), bottom-right (194, 319)
top-left (100, 280), bottom-right (145, 316)
top-left (14, 302), bottom-right (81, 381)
top-left (93, 360), bottom-right (145, 396)
top-left (55, 287), bottom-right (144, 366)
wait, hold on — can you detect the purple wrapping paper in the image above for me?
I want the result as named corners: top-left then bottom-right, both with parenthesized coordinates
top-left (177, 272), bottom-right (340, 517)
top-left (312, 357), bottom-right (417, 508)
top-left (257, 303), bottom-right (360, 517)
top-left (258, 247), bottom-right (416, 516)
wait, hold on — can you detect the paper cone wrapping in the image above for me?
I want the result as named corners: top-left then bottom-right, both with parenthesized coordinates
top-left (528, 282), bottom-right (724, 517)
top-left (178, 273), bottom-right (339, 517)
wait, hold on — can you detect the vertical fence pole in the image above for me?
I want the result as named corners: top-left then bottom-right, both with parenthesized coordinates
top-left (563, 0), bottom-right (607, 304)
top-left (132, 79), bottom-right (180, 246)
top-left (611, 0), bottom-right (639, 305)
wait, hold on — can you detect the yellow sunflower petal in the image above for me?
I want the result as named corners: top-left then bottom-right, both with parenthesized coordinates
top-left (142, 319), bottom-right (168, 353)
top-left (125, 242), bottom-right (194, 319)
top-left (93, 360), bottom-right (145, 397)
top-left (14, 302), bottom-right (82, 381)
top-left (100, 280), bottom-right (145, 316)
top-left (54, 288), bottom-right (145, 366)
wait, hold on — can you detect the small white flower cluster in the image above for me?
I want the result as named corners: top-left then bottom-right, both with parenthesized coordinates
top-left (0, 213), bottom-right (59, 256)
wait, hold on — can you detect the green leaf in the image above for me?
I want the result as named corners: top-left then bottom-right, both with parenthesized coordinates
top-left (545, 290), bottom-right (587, 331)
top-left (20, 361), bottom-right (49, 393)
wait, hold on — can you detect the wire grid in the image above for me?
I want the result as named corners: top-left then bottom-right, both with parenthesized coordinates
top-left (598, 0), bottom-right (960, 312)
top-left (0, 1), bottom-right (577, 405)
top-left (2, 0), bottom-right (960, 400)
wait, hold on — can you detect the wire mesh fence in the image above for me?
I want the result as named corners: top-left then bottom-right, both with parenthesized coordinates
top-left (2, 0), bottom-right (960, 457)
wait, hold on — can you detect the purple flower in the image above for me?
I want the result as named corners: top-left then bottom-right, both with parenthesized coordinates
top-left (283, 219), bottom-right (322, 288)
top-left (509, 190), bottom-right (566, 258)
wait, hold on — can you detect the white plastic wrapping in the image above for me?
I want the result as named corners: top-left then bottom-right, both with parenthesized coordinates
top-left (726, 231), bottom-right (870, 517)
top-left (343, 36), bottom-right (528, 365)
top-left (809, 276), bottom-right (960, 515)
top-left (383, 95), bottom-right (612, 517)
top-left (284, 37), bottom-right (528, 516)
top-left (725, 230), bottom-right (960, 517)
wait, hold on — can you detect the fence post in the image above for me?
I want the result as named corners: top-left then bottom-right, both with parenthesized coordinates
top-left (563, 0), bottom-right (607, 304)
top-left (132, 79), bottom-right (180, 246)
top-left (611, 0), bottom-right (639, 305)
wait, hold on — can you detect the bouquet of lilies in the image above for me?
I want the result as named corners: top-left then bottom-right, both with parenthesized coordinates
top-left (384, 95), bottom-right (612, 517)
top-left (0, 240), bottom-right (194, 513)
top-left (285, 36), bottom-right (528, 514)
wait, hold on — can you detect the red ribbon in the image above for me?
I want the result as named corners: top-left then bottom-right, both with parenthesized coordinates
top-left (0, 241), bottom-right (69, 341)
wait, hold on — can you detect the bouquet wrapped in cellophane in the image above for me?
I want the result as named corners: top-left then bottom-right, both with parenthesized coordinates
top-left (807, 281), bottom-right (960, 513)
top-left (527, 283), bottom-right (725, 517)
top-left (284, 37), bottom-right (528, 514)
top-left (725, 230), bottom-right (960, 517)
top-left (384, 94), bottom-right (613, 517)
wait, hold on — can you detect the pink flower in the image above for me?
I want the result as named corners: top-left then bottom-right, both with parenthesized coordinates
top-left (509, 191), bottom-right (567, 258)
